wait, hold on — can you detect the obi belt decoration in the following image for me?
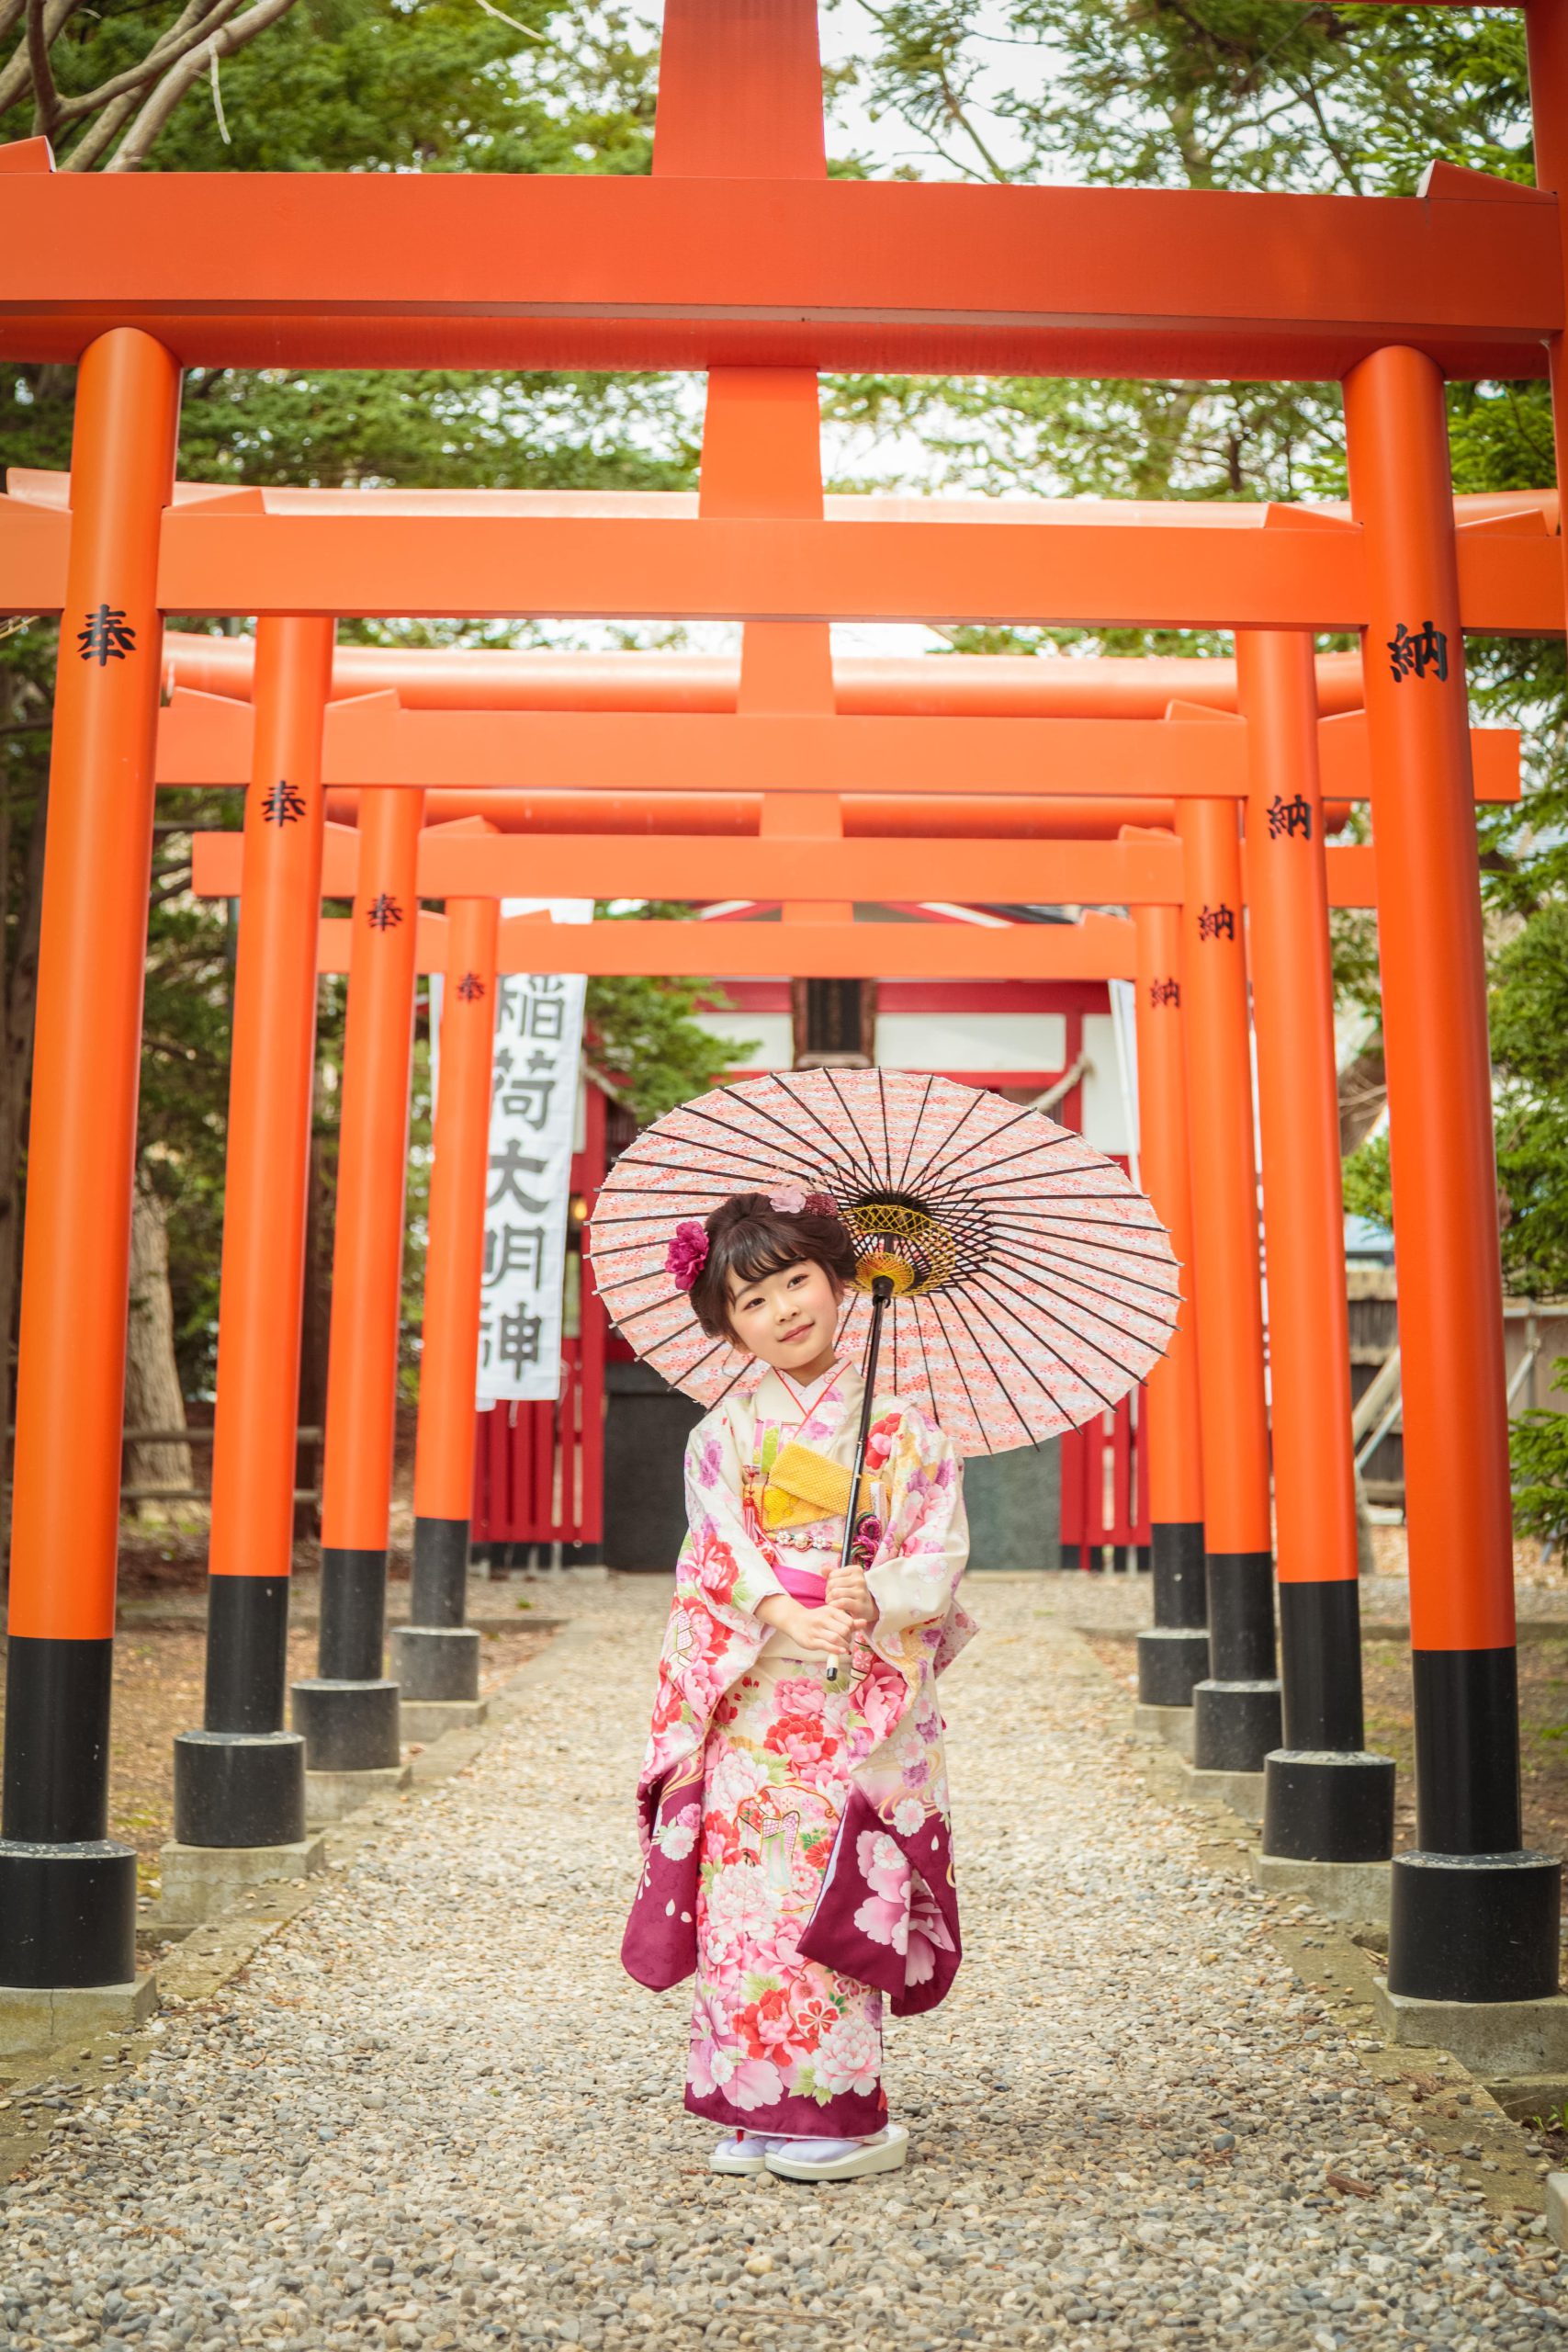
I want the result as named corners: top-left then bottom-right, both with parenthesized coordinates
top-left (760, 1442), bottom-right (874, 1532)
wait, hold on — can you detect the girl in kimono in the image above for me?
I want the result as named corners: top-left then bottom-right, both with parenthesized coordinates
top-left (621, 1189), bottom-right (973, 2183)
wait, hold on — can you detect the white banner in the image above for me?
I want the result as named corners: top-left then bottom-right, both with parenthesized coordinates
top-left (1108, 977), bottom-right (1140, 1186)
top-left (477, 900), bottom-right (591, 1405)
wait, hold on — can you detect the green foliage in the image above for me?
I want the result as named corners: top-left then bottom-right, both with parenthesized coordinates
top-left (137, 864), bottom-right (238, 1387)
top-left (1, 0), bottom-right (658, 175)
top-left (0, 0), bottom-right (692, 1404)
top-left (837, 1), bottom-right (1531, 194)
top-left (1489, 904), bottom-right (1568, 1302)
top-left (1328, 910), bottom-right (1381, 1025)
top-left (1510, 1376), bottom-right (1568, 1551)
top-left (824, 1), bottom-right (1551, 662)
top-left (841, 3), bottom-right (1568, 1370)
top-left (1340, 1131), bottom-right (1392, 1238)
top-left (588, 906), bottom-right (757, 1122)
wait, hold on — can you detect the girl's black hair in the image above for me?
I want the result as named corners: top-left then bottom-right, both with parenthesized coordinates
top-left (688, 1192), bottom-right (860, 1341)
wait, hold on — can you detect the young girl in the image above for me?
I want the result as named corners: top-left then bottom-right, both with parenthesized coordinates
top-left (621, 1189), bottom-right (973, 2183)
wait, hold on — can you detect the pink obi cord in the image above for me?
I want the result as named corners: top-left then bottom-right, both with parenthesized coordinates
top-left (772, 1558), bottom-right (831, 1607)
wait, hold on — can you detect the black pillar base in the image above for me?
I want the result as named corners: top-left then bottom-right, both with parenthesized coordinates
top-left (1059, 1543), bottom-right (1081, 1571)
top-left (204, 1576), bottom-right (290, 1736)
top-left (1205, 1551), bottom-right (1277, 1681)
top-left (1389, 1849), bottom-right (1562, 2004)
top-left (3, 1634), bottom-right (114, 1843)
top-left (1151, 1521), bottom-right (1206, 1629)
top-left (173, 1731), bottom-right (307, 1849)
top-left (390, 1625), bottom-right (480, 1703)
top-left (1193, 1678), bottom-right (1282, 1774)
top-left (1136, 1628), bottom-right (1212, 1709)
top-left (411, 1517), bottom-right (470, 1627)
top-left (1280, 1579), bottom-right (1366, 1753)
top-left (290, 1679), bottom-right (400, 1772)
top-left (1413, 1646), bottom-right (1525, 1854)
top-left (0, 1839), bottom-right (137, 1988)
top-left (1263, 1749), bottom-right (1395, 1864)
top-left (319, 1547), bottom-right (388, 1683)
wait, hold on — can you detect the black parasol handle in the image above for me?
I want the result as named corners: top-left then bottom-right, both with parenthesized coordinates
top-left (826, 1273), bottom-right (895, 1690)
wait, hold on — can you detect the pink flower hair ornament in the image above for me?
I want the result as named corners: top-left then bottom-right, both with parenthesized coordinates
top-left (769, 1185), bottom-right (840, 1218)
top-left (666, 1218), bottom-right (710, 1293)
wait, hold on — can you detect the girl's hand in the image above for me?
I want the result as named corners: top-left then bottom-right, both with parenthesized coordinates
top-left (794, 1601), bottom-right (859, 1658)
top-left (826, 1565), bottom-right (875, 1626)
top-left (756, 1594), bottom-right (858, 1657)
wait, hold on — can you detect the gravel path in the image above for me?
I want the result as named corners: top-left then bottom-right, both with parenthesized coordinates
top-left (6, 1573), bottom-right (1565, 2349)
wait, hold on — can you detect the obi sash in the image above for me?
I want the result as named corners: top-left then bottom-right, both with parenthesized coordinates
top-left (773, 1555), bottom-right (831, 1607)
top-left (760, 1440), bottom-right (873, 1532)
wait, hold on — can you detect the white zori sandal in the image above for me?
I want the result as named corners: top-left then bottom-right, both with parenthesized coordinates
top-left (765, 2124), bottom-right (909, 2181)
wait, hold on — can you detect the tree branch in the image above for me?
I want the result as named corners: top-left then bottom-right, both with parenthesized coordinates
top-left (57, 0), bottom-right (245, 126)
top-left (24, 0), bottom-right (61, 139)
top-left (105, 0), bottom-right (297, 172)
top-left (0, 0), bottom-right (85, 123)
top-left (58, 87), bottom-right (142, 171)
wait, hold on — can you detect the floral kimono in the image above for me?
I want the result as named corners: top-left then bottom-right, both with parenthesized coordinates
top-left (622, 1361), bottom-right (973, 2141)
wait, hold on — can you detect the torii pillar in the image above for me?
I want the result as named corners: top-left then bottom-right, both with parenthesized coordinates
top-left (1177, 794), bottom-right (1281, 1776)
top-left (290, 786), bottom-right (425, 1814)
top-left (0, 332), bottom-right (180, 2012)
top-left (1129, 894), bottom-right (1209, 1713)
top-left (1347, 345), bottom-right (1559, 2041)
top-left (390, 875), bottom-right (501, 1733)
top-left (165, 616), bottom-right (336, 1909)
top-left (1238, 630), bottom-right (1395, 1887)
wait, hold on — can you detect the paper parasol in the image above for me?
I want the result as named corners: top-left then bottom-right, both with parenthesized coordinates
top-left (586, 1069), bottom-right (1179, 1459)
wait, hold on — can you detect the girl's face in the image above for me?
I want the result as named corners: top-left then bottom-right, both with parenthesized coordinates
top-left (725, 1256), bottom-right (843, 1382)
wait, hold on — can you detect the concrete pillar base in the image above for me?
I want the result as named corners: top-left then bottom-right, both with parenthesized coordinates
top-left (1179, 1761), bottom-right (1265, 1824)
top-left (1133, 1703), bottom-right (1195, 1760)
top-left (304, 1762), bottom-right (412, 1826)
top-left (1192, 1677), bottom-right (1282, 1775)
top-left (0, 1971), bottom-right (158, 2056)
top-left (1136, 1627), bottom-right (1210, 1710)
top-left (399, 1697), bottom-right (489, 1745)
top-left (1373, 1977), bottom-right (1568, 2076)
top-left (389, 1625), bottom-right (480, 1704)
top-left (157, 1833), bottom-right (327, 1923)
top-left (1547, 2174), bottom-right (1568, 2254)
top-left (1249, 1850), bottom-right (1391, 1925)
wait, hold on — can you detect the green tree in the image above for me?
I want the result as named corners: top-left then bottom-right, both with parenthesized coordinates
top-left (588, 904), bottom-right (756, 1124)
top-left (837, 0), bottom-right (1568, 1527)
top-left (0, 0), bottom-right (694, 1464)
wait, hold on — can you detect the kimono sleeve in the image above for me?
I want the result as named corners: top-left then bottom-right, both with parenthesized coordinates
top-left (680, 1407), bottom-right (788, 1623)
top-left (633, 1406), bottom-right (786, 1848)
top-left (863, 1403), bottom-right (968, 1652)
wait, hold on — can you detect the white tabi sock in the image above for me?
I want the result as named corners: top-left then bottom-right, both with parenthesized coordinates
top-left (718, 2132), bottom-right (784, 2159)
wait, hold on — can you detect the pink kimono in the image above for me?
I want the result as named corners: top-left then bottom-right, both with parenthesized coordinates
top-left (622, 1362), bottom-right (973, 2141)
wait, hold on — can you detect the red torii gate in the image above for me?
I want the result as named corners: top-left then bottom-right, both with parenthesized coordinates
top-left (175, 647), bottom-right (1508, 1876)
top-left (0, 0), bottom-right (1561, 2063)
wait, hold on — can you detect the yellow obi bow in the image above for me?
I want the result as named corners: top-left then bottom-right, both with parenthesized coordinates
top-left (761, 1441), bottom-right (874, 1532)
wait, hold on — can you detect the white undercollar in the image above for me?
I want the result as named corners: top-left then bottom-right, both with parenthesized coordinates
top-left (775, 1360), bottom-right (844, 1417)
